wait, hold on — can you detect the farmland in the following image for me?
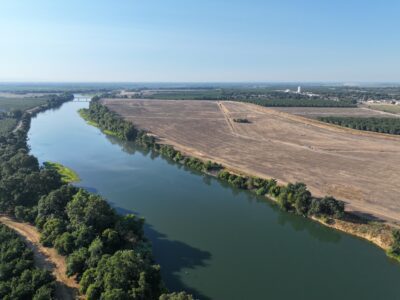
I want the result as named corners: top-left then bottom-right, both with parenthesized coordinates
top-left (103, 98), bottom-right (400, 223)
top-left (366, 104), bottom-right (400, 115)
top-left (271, 107), bottom-right (400, 119)
top-left (0, 96), bottom-right (48, 112)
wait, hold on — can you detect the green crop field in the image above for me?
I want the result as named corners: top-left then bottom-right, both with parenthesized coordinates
top-left (0, 96), bottom-right (47, 112)
top-left (367, 104), bottom-right (400, 115)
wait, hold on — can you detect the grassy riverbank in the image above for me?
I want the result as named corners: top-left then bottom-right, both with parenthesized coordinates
top-left (43, 161), bottom-right (80, 183)
top-left (80, 97), bottom-right (400, 264)
top-left (79, 108), bottom-right (119, 137)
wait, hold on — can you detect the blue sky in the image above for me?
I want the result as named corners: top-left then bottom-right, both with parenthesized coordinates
top-left (0, 0), bottom-right (399, 82)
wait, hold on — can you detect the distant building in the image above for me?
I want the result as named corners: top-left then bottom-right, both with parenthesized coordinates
top-left (297, 86), bottom-right (301, 94)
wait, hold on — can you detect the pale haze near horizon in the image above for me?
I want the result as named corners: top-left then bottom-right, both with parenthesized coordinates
top-left (0, 0), bottom-right (399, 83)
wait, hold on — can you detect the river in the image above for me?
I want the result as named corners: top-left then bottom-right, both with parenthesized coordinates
top-left (28, 97), bottom-right (400, 300)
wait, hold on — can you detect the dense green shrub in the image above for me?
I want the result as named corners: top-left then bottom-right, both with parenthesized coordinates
top-left (309, 196), bottom-right (345, 218)
top-left (80, 250), bottom-right (163, 300)
top-left (0, 224), bottom-right (55, 300)
top-left (388, 230), bottom-right (400, 260)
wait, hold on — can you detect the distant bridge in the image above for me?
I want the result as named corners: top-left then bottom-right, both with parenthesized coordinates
top-left (73, 96), bottom-right (91, 102)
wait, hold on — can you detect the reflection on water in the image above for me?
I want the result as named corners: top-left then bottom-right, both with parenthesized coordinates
top-left (109, 134), bottom-right (344, 246)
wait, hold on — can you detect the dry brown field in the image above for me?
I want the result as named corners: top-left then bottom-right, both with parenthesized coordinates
top-left (102, 99), bottom-right (400, 223)
top-left (271, 106), bottom-right (400, 118)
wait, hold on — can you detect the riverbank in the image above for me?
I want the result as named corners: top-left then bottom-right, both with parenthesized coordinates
top-left (79, 108), bottom-right (119, 137)
top-left (80, 99), bottom-right (399, 263)
top-left (43, 161), bottom-right (80, 183)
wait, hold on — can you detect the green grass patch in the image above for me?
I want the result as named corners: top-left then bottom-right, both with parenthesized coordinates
top-left (43, 161), bottom-right (80, 183)
top-left (387, 251), bottom-right (400, 263)
top-left (79, 108), bottom-right (119, 136)
top-left (103, 129), bottom-right (118, 136)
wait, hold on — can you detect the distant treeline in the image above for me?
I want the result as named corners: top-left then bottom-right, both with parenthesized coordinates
top-left (233, 98), bottom-right (356, 108)
top-left (141, 89), bottom-right (357, 107)
top-left (84, 99), bottom-right (345, 220)
top-left (318, 116), bottom-right (400, 135)
top-left (0, 95), bottom-right (192, 300)
top-left (0, 224), bottom-right (56, 299)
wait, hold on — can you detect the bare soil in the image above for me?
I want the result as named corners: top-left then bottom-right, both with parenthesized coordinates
top-left (271, 106), bottom-right (400, 118)
top-left (103, 99), bottom-right (400, 224)
top-left (0, 216), bottom-right (80, 300)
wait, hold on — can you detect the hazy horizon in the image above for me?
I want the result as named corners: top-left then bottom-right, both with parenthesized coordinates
top-left (1, 1), bottom-right (399, 82)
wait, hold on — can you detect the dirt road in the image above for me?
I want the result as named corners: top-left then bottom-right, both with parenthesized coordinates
top-left (0, 216), bottom-right (80, 300)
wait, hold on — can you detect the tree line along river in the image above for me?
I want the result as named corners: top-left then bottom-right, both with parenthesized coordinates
top-left (28, 96), bottom-right (400, 300)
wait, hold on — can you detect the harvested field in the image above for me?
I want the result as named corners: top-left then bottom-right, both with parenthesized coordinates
top-left (365, 104), bottom-right (400, 115)
top-left (103, 99), bottom-right (400, 223)
top-left (271, 107), bottom-right (400, 119)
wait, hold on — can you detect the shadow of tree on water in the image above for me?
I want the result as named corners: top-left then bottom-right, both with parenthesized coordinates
top-left (113, 205), bottom-right (212, 300)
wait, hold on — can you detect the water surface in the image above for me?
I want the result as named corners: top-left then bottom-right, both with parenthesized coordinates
top-left (28, 98), bottom-right (400, 300)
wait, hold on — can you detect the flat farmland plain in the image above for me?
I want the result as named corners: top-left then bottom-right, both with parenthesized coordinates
top-left (272, 107), bottom-right (400, 118)
top-left (102, 99), bottom-right (400, 223)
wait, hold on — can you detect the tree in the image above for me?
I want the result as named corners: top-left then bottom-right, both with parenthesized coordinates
top-left (54, 232), bottom-right (75, 255)
top-left (88, 237), bottom-right (104, 268)
top-left (40, 218), bottom-right (66, 247)
top-left (66, 189), bottom-right (117, 234)
top-left (85, 250), bottom-right (163, 299)
top-left (80, 268), bottom-right (96, 294)
top-left (67, 247), bottom-right (89, 277)
top-left (309, 196), bottom-right (345, 218)
top-left (101, 289), bottom-right (130, 300)
top-left (116, 214), bottom-right (144, 242)
top-left (101, 228), bottom-right (121, 253)
top-left (73, 225), bottom-right (96, 248)
top-left (36, 185), bottom-right (78, 228)
top-left (33, 285), bottom-right (54, 300)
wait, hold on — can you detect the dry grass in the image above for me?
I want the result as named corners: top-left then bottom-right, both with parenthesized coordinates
top-left (103, 98), bottom-right (400, 223)
top-left (365, 104), bottom-right (400, 115)
top-left (271, 106), bottom-right (400, 118)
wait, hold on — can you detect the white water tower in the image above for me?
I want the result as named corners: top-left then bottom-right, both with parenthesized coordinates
top-left (297, 86), bottom-right (302, 94)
